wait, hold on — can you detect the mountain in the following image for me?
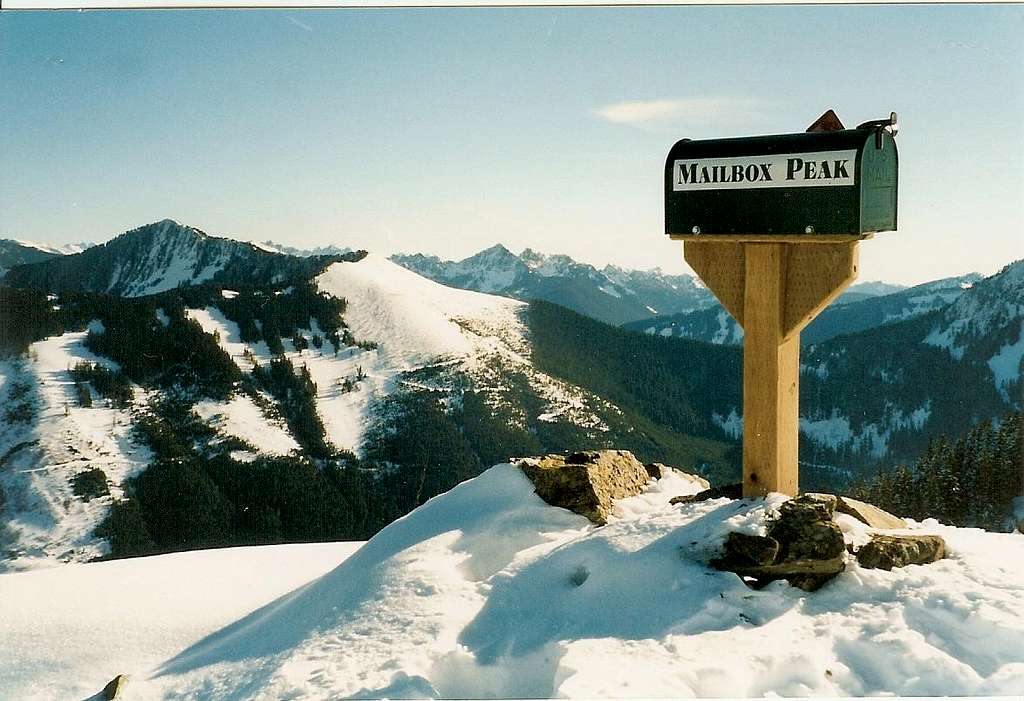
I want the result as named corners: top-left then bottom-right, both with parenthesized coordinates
top-left (1, 220), bottom-right (352, 297)
top-left (0, 245), bottom-right (737, 571)
top-left (255, 241), bottom-right (354, 257)
top-left (531, 260), bottom-right (1021, 488)
top-left (0, 239), bottom-right (61, 278)
top-left (391, 245), bottom-right (715, 325)
top-left (626, 272), bottom-right (983, 346)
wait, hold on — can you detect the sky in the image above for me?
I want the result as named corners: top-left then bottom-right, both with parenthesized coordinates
top-left (0, 6), bottom-right (1022, 285)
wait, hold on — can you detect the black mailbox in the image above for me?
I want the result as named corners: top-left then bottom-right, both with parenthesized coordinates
top-left (664, 124), bottom-right (898, 237)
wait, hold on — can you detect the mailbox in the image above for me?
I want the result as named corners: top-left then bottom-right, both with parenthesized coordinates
top-left (664, 124), bottom-right (898, 237)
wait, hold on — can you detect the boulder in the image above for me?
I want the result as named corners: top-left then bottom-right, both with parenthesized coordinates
top-left (717, 532), bottom-right (779, 567)
top-left (836, 496), bottom-right (907, 529)
top-left (670, 482), bottom-right (742, 505)
top-left (645, 462), bottom-right (711, 490)
top-left (712, 494), bottom-right (846, 592)
top-left (855, 534), bottom-right (946, 571)
top-left (769, 494), bottom-right (845, 562)
top-left (518, 450), bottom-right (650, 525)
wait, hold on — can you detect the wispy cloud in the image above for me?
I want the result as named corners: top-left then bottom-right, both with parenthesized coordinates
top-left (286, 16), bottom-right (314, 32)
top-left (595, 97), bottom-right (763, 129)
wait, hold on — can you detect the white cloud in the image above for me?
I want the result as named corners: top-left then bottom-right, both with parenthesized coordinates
top-left (595, 97), bottom-right (763, 128)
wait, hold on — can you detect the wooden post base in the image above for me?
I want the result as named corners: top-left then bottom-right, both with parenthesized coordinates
top-left (683, 239), bottom-right (859, 498)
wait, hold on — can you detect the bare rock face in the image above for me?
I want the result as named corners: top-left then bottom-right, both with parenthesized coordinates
top-left (713, 494), bottom-right (847, 592)
top-left (100, 675), bottom-right (129, 700)
top-left (518, 450), bottom-right (651, 525)
top-left (855, 534), bottom-right (946, 571)
top-left (836, 496), bottom-right (907, 530)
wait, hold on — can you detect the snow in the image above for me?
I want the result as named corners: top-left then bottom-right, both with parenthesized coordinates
top-left (317, 255), bottom-right (522, 370)
top-left (799, 409), bottom-right (855, 450)
top-left (9, 464), bottom-right (1019, 698)
top-left (711, 309), bottom-right (742, 344)
top-left (185, 307), bottom-right (267, 370)
top-left (10, 238), bottom-right (94, 255)
top-left (598, 284), bottom-right (622, 298)
top-left (0, 330), bottom-right (151, 571)
top-left (987, 319), bottom-right (1024, 397)
top-left (193, 394), bottom-right (300, 456)
top-left (800, 403), bottom-right (932, 457)
top-left (0, 542), bottom-right (364, 700)
top-left (311, 256), bottom-right (560, 452)
top-left (712, 407), bottom-right (743, 439)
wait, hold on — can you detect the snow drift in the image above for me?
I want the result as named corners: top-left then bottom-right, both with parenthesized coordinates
top-left (119, 465), bottom-right (1024, 699)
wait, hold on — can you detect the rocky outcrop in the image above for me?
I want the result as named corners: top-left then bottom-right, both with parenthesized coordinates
top-left (856, 534), bottom-right (946, 571)
top-left (836, 496), bottom-right (907, 529)
top-left (713, 494), bottom-right (846, 591)
top-left (518, 450), bottom-right (651, 525)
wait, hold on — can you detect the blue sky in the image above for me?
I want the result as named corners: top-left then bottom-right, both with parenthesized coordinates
top-left (1, 6), bottom-right (1021, 284)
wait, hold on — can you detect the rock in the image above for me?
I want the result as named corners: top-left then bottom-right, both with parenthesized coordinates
top-left (712, 493), bottom-right (846, 592)
top-left (769, 495), bottom-right (845, 563)
top-left (645, 462), bottom-right (711, 490)
top-left (101, 675), bottom-right (129, 700)
top-left (518, 450), bottom-right (650, 525)
top-left (855, 534), bottom-right (946, 571)
top-left (836, 496), bottom-right (907, 529)
top-left (670, 483), bottom-right (742, 505)
top-left (717, 532), bottom-right (779, 567)
top-left (781, 493), bottom-right (837, 520)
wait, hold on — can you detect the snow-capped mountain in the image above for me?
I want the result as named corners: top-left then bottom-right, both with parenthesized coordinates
top-left (924, 260), bottom-right (1024, 400)
top-left (0, 238), bottom-right (98, 279)
top-left (1, 220), bottom-right (352, 297)
top-left (0, 239), bottom-right (61, 278)
top-left (628, 272), bottom-right (984, 346)
top-left (391, 245), bottom-right (715, 325)
top-left (255, 241), bottom-right (354, 257)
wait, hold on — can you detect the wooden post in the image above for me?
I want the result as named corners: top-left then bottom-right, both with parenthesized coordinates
top-left (684, 238), bottom-right (859, 498)
top-left (743, 243), bottom-right (800, 497)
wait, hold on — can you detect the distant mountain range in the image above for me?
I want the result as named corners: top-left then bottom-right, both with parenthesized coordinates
top-left (625, 272), bottom-right (984, 346)
top-left (390, 245), bottom-right (717, 326)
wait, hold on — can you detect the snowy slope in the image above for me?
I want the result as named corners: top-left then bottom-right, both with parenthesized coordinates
top-left (0, 329), bottom-right (152, 572)
top-left (313, 255), bottom-right (615, 448)
top-left (14, 464), bottom-right (1019, 699)
top-left (925, 259), bottom-right (1024, 396)
top-left (0, 541), bottom-right (363, 700)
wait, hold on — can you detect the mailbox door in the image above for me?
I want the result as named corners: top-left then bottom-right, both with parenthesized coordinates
top-left (858, 130), bottom-right (898, 233)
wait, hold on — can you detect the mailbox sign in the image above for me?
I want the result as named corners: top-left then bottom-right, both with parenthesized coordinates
top-left (672, 150), bottom-right (857, 191)
top-left (665, 127), bottom-right (898, 237)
